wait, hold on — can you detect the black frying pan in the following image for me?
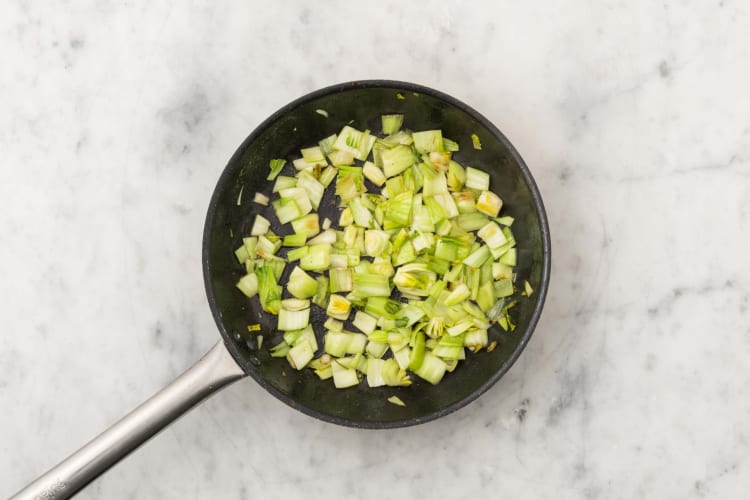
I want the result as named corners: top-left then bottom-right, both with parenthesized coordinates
top-left (11, 80), bottom-right (550, 499)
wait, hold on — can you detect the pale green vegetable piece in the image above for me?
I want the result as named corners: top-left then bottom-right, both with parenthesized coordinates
top-left (235, 114), bottom-right (529, 391)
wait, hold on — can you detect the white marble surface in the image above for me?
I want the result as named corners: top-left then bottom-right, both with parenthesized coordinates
top-left (2, 0), bottom-right (749, 498)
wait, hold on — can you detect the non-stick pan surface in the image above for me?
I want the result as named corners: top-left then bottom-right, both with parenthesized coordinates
top-left (204, 80), bottom-right (551, 428)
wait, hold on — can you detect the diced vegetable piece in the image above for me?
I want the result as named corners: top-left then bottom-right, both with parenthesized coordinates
top-left (363, 161), bottom-right (386, 187)
top-left (464, 329), bottom-right (488, 351)
top-left (272, 197), bottom-right (301, 224)
top-left (465, 167), bottom-right (490, 191)
top-left (382, 145), bottom-right (416, 178)
top-left (499, 248), bottom-right (517, 266)
top-left (287, 267), bottom-right (319, 299)
top-left (494, 278), bottom-right (514, 298)
top-left (384, 175), bottom-right (406, 198)
top-left (329, 268), bottom-right (353, 293)
top-left (270, 341), bottom-right (290, 358)
top-left (255, 235), bottom-right (280, 258)
top-left (364, 297), bottom-right (402, 318)
top-left (331, 360), bottom-right (360, 388)
top-left (255, 265), bottom-right (281, 315)
top-left (364, 230), bottom-right (390, 257)
top-left (300, 244), bottom-right (331, 271)
top-left (286, 340), bottom-right (314, 370)
top-left (319, 134), bottom-right (337, 154)
top-left (471, 133), bottom-right (482, 150)
top-left (424, 193), bottom-right (458, 224)
top-left (328, 149), bottom-right (355, 166)
top-left (412, 130), bottom-right (444, 154)
top-left (463, 245), bottom-right (490, 268)
top-left (280, 233), bottom-right (304, 247)
top-left (393, 346), bottom-right (411, 370)
top-left (366, 357), bottom-right (386, 387)
top-left (321, 321), bottom-right (343, 336)
top-left (393, 263), bottom-right (436, 297)
top-left (456, 212), bottom-right (490, 232)
top-left (477, 281), bottom-right (496, 312)
top-left (333, 125), bottom-right (376, 160)
top-left (286, 246), bottom-right (309, 262)
top-left (296, 171), bottom-right (325, 210)
top-left (278, 305), bottom-right (310, 331)
top-left (327, 294), bottom-right (351, 320)
top-left (242, 236), bottom-right (258, 256)
top-left (381, 114), bottom-right (404, 135)
top-left (301, 146), bottom-right (326, 164)
top-left (234, 245), bottom-right (250, 264)
top-left (267, 159), bottom-right (287, 181)
top-left (336, 166), bottom-right (364, 203)
top-left (273, 175), bottom-right (297, 192)
top-left (370, 256), bottom-right (395, 277)
top-left (293, 157), bottom-right (325, 170)
top-left (352, 273), bottom-right (392, 298)
top-left (428, 151), bottom-right (451, 172)
top-left (476, 191), bottom-right (503, 217)
top-left (492, 261), bottom-right (513, 280)
top-left (349, 196), bottom-right (374, 228)
top-left (477, 221), bottom-right (507, 249)
top-left (432, 333), bottom-right (464, 360)
top-left (444, 283), bottom-right (471, 306)
top-left (447, 160), bottom-right (466, 190)
top-left (251, 215), bottom-right (271, 236)
top-left (236, 273), bottom-right (258, 298)
top-left (381, 358), bottom-right (411, 386)
top-left (308, 229), bottom-right (336, 245)
top-left (313, 276), bottom-right (330, 308)
top-left (353, 310), bottom-right (378, 335)
top-left (278, 187), bottom-right (312, 217)
top-left (495, 215), bottom-right (514, 226)
top-left (413, 352), bottom-right (447, 384)
top-left (442, 138), bottom-right (460, 152)
top-left (253, 192), bottom-right (269, 206)
top-left (325, 331), bottom-right (366, 357)
top-left (387, 395), bottom-right (406, 406)
top-left (319, 165), bottom-right (338, 187)
top-left (384, 191), bottom-right (414, 229)
top-left (366, 340), bottom-right (389, 359)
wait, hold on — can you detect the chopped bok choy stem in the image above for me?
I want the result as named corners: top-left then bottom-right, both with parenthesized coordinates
top-left (232, 113), bottom-right (529, 390)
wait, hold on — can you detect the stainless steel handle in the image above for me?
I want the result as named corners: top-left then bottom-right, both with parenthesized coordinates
top-left (10, 341), bottom-right (246, 500)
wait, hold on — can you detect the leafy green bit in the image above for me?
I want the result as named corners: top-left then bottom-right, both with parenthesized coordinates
top-left (267, 159), bottom-right (287, 181)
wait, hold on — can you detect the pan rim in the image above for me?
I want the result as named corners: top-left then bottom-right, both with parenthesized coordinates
top-left (202, 80), bottom-right (551, 429)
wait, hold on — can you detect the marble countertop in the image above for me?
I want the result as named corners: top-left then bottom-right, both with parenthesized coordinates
top-left (2, 1), bottom-right (749, 498)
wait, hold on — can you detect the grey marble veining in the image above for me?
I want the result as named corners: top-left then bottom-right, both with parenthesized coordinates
top-left (2, 1), bottom-right (749, 498)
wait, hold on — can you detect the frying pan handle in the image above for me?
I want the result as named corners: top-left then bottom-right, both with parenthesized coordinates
top-left (10, 340), bottom-right (246, 500)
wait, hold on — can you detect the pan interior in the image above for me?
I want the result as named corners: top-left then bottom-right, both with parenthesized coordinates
top-left (203, 82), bottom-right (550, 428)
